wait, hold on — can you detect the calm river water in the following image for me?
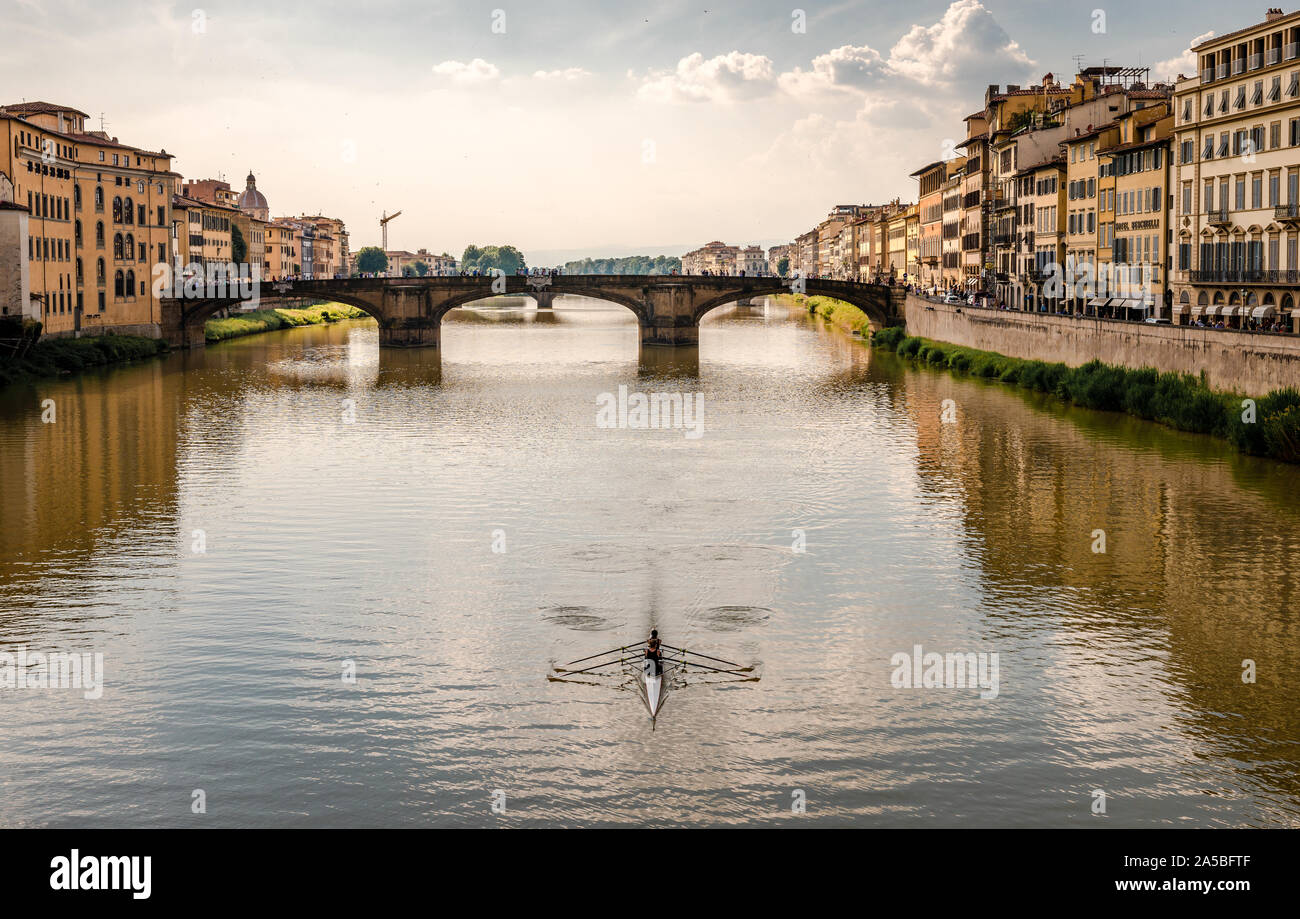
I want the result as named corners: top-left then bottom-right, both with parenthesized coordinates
top-left (1, 297), bottom-right (1298, 827)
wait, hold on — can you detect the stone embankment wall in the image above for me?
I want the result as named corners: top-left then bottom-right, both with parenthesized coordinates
top-left (903, 295), bottom-right (1300, 394)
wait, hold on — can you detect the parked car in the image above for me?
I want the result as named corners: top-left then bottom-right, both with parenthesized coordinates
top-left (1143, 316), bottom-right (1172, 324)
top-left (942, 293), bottom-right (962, 304)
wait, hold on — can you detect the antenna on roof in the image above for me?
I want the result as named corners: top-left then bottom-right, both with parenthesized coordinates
top-left (98, 113), bottom-right (107, 132)
top-left (1072, 54), bottom-right (1085, 74)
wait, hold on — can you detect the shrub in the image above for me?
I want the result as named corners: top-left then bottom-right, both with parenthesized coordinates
top-left (896, 336), bottom-right (923, 358)
top-left (946, 350), bottom-right (973, 373)
top-left (872, 326), bottom-right (906, 350)
top-left (1062, 360), bottom-right (1127, 412)
top-left (1227, 387), bottom-right (1300, 457)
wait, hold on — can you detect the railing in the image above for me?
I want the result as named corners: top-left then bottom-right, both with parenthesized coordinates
top-left (1232, 57), bottom-right (1245, 75)
top-left (1208, 206), bottom-right (1231, 225)
top-left (1201, 67), bottom-right (1215, 84)
top-left (1249, 52), bottom-right (1262, 70)
top-left (1267, 47), bottom-right (1280, 65)
top-left (1217, 63), bottom-right (1229, 79)
top-left (1276, 203), bottom-right (1300, 220)
top-left (1287, 42), bottom-right (1299, 60)
top-left (1189, 268), bottom-right (1299, 284)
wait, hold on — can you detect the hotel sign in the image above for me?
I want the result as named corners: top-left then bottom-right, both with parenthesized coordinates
top-left (1115, 219), bottom-right (1161, 231)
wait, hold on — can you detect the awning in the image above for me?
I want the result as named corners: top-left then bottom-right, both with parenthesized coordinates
top-left (1190, 306), bottom-right (1206, 317)
top-left (1173, 303), bottom-right (1189, 313)
top-left (1252, 305), bottom-right (1277, 319)
top-left (1205, 305), bottom-right (1222, 317)
top-left (1221, 305), bottom-right (1240, 317)
top-left (1118, 299), bottom-right (1143, 311)
top-left (1087, 298), bottom-right (1108, 307)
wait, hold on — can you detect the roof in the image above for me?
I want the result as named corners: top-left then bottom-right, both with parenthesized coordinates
top-left (1, 101), bottom-right (90, 118)
top-left (909, 159), bottom-right (948, 177)
top-left (0, 200), bottom-right (30, 212)
top-left (1192, 10), bottom-right (1300, 51)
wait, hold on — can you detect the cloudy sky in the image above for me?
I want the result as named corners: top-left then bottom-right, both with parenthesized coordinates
top-left (1, 0), bottom-right (1237, 261)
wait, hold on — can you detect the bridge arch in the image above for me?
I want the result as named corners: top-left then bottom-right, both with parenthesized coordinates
top-left (435, 288), bottom-right (650, 325)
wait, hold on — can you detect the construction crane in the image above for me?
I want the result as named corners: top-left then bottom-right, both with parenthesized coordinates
top-left (380, 210), bottom-right (402, 251)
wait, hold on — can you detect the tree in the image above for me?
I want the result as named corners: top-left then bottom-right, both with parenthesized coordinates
top-left (356, 246), bottom-right (387, 275)
top-left (777, 256), bottom-right (789, 277)
top-left (231, 224), bottom-right (247, 264)
top-left (461, 244), bottom-right (527, 275)
top-left (413, 261), bottom-right (429, 277)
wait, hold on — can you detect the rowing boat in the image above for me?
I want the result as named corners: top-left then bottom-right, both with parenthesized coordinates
top-left (549, 639), bottom-right (757, 728)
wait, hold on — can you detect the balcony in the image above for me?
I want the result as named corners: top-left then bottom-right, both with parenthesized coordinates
top-left (1216, 63), bottom-right (1229, 79)
top-left (1288, 42), bottom-right (1299, 61)
top-left (992, 233), bottom-right (1014, 248)
top-left (1232, 57), bottom-right (1245, 75)
top-left (1208, 207), bottom-right (1232, 227)
top-left (1268, 47), bottom-right (1280, 65)
top-left (1249, 52), bottom-right (1262, 70)
top-left (1201, 67), bottom-right (1215, 84)
top-left (1276, 203), bottom-right (1300, 223)
top-left (1190, 269), bottom-right (1300, 284)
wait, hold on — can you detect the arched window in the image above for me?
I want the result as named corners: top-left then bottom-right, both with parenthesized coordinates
top-left (74, 219), bottom-right (82, 245)
top-left (114, 270), bottom-right (124, 297)
top-left (1283, 293), bottom-right (1294, 311)
top-left (113, 196), bottom-right (122, 223)
top-left (74, 185), bottom-right (82, 209)
top-left (125, 270), bottom-right (135, 295)
top-left (1197, 291), bottom-right (1208, 306)
top-left (113, 233), bottom-right (123, 259)
top-left (123, 197), bottom-right (134, 225)
top-left (125, 233), bottom-right (134, 258)
top-left (94, 186), bottom-right (103, 210)
top-left (76, 258), bottom-right (82, 283)
top-left (96, 221), bottom-right (104, 246)
top-left (96, 258), bottom-right (105, 282)
top-left (1179, 291), bottom-right (1190, 304)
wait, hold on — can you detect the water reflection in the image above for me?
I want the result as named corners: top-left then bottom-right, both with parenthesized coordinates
top-left (1, 296), bottom-right (1298, 826)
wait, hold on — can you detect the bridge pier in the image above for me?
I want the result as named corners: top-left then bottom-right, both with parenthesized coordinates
top-left (639, 322), bottom-right (699, 347)
top-left (379, 319), bottom-right (440, 348)
top-left (533, 291), bottom-right (556, 310)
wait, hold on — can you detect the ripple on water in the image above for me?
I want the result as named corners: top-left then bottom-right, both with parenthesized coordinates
top-left (690, 605), bottom-right (774, 632)
top-left (539, 606), bottom-right (624, 631)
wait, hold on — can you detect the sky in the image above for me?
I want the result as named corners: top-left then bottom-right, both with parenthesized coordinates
top-left (0, 0), bottom-right (1245, 263)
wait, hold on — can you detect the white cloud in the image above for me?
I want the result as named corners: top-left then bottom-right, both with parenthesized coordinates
top-left (778, 44), bottom-right (890, 96)
top-left (636, 51), bottom-right (776, 103)
top-left (431, 58), bottom-right (500, 85)
top-left (1154, 31), bottom-right (1215, 82)
top-left (533, 67), bottom-right (592, 81)
top-left (887, 0), bottom-right (1034, 88)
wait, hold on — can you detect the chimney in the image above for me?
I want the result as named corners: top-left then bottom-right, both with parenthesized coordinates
top-left (1042, 72), bottom-right (1054, 87)
top-left (1007, 84), bottom-right (1020, 92)
top-left (1266, 8), bottom-right (1284, 22)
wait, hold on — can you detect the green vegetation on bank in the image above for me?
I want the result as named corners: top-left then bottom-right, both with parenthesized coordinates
top-left (0, 331), bottom-right (168, 387)
top-left (776, 293), bottom-right (874, 335)
top-left (870, 325), bottom-right (1300, 464)
top-left (204, 302), bottom-right (367, 342)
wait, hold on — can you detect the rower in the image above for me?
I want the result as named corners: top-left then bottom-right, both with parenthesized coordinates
top-left (645, 630), bottom-right (663, 676)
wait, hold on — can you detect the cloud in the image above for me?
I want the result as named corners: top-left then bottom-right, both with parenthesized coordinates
top-left (778, 44), bottom-right (890, 96)
top-left (533, 67), bottom-right (592, 81)
top-left (636, 51), bottom-right (776, 103)
top-left (1153, 31), bottom-right (1215, 82)
top-left (887, 0), bottom-right (1034, 88)
top-left (431, 58), bottom-right (500, 85)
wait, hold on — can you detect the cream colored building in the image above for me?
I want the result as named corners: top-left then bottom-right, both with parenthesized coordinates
top-left (1172, 9), bottom-right (1300, 329)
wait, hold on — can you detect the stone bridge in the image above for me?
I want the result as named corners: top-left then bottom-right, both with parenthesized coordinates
top-left (160, 274), bottom-right (904, 349)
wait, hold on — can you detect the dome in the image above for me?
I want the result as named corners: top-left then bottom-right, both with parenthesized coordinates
top-left (237, 172), bottom-right (268, 215)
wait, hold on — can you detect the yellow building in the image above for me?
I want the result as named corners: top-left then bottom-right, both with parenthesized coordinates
top-left (1099, 103), bottom-right (1175, 319)
top-left (265, 219), bottom-right (299, 280)
top-left (171, 193), bottom-right (238, 276)
top-left (0, 101), bottom-right (177, 338)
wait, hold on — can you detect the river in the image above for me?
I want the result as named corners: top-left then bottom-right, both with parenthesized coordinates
top-left (1, 296), bottom-right (1297, 827)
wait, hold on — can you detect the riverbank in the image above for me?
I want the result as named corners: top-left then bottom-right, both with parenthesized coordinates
top-left (205, 302), bottom-right (368, 342)
top-left (0, 301), bottom-right (369, 388)
top-left (870, 325), bottom-right (1300, 464)
top-left (771, 293), bottom-right (874, 336)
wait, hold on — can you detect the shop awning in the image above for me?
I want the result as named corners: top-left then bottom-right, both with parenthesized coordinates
top-left (1252, 305), bottom-right (1276, 319)
top-left (1086, 298), bottom-right (1108, 307)
top-left (1172, 303), bottom-right (1189, 313)
top-left (1190, 305), bottom-right (1206, 317)
top-left (1205, 305), bottom-right (1222, 317)
top-left (1221, 305), bottom-right (1241, 317)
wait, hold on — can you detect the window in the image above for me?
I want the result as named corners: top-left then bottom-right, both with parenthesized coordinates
top-left (123, 197), bottom-right (134, 225)
top-left (1272, 121), bottom-right (1282, 148)
top-left (1270, 172), bottom-right (1281, 206)
top-left (114, 269), bottom-right (124, 297)
top-left (1253, 174), bottom-right (1263, 208)
top-left (96, 258), bottom-right (105, 281)
top-left (95, 221), bottom-right (104, 247)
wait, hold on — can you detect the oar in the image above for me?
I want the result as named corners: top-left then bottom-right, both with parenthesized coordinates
top-left (554, 655), bottom-right (639, 677)
top-left (563, 643), bottom-right (646, 667)
top-left (661, 644), bottom-right (750, 670)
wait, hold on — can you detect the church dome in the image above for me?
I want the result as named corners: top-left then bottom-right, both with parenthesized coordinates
top-left (237, 172), bottom-right (268, 214)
